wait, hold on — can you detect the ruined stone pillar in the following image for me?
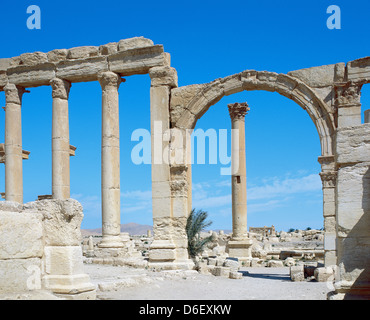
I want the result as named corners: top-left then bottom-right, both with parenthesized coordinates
top-left (98, 71), bottom-right (124, 248)
top-left (51, 78), bottom-right (72, 200)
top-left (148, 66), bottom-right (177, 267)
top-left (148, 65), bottom-right (193, 269)
top-left (318, 156), bottom-right (337, 266)
top-left (227, 102), bottom-right (252, 259)
top-left (4, 84), bottom-right (27, 203)
top-left (331, 124), bottom-right (370, 300)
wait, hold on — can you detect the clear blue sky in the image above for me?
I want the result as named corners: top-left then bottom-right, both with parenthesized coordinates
top-left (0, 0), bottom-right (369, 231)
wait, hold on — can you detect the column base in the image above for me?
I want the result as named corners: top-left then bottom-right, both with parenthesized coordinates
top-left (149, 239), bottom-right (176, 262)
top-left (227, 238), bottom-right (253, 260)
top-left (148, 260), bottom-right (194, 271)
top-left (42, 274), bottom-right (96, 298)
top-left (148, 239), bottom-right (195, 270)
top-left (98, 235), bottom-right (125, 248)
top-left (329, 280), bottom-right (370, 300)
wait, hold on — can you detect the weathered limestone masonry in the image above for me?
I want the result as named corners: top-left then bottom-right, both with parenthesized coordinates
top-left (169, 56), bottom-right (370, 299)
top-left (0, 36), bottom-right (369, 299)
top-left (0, 37), bottom-right (177, 298)
top-left (0, 199), bottom-right (96, 299)
top-left (148, 63), bottom-right (194, 269)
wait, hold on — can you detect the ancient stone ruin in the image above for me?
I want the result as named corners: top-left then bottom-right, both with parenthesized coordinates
top-left (0, 37), bottom-right (369, 300)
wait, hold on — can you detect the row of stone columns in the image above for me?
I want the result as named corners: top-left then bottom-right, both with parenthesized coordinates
top-left (3, 72), bottom-right (123, 249)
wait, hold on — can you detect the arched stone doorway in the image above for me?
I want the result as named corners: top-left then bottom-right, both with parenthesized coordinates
top-left (156, 69), bottom-right (336, 268)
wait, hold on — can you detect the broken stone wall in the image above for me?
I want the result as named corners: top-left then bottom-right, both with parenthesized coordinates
top-left (334, 124), bottom-right (370, 298)
top-left (0, 199), bottom-right (96, 299)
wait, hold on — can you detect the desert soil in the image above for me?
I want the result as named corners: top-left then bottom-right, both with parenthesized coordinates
top-left (84, 264), bottom-right (332, 300)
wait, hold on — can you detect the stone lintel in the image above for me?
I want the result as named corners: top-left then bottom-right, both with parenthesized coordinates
top-left (108, 45), bottom-right (165, 76)
top-left (0, 41), bottom-right (164, 89)
top-left (347, 56), bottom-right (370, 82)
top-left (56, 56), bottom-right (108, 82)
top-left (7, 63), bottom-right (56, 88)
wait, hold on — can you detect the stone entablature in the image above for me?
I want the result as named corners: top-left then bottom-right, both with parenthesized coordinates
top-left (0, 37), bottom-right (168, 89)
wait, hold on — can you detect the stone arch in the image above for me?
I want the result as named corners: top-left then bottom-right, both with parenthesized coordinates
top-left (169, 69), bottom-right (338, 267)
top-left (172, 70), bottom-right (336, 157)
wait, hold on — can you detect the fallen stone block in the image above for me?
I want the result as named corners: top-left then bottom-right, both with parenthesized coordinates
top-left (314, 267), bottom-right (334, 282)
top-left (284, 257), bottom-right (296, 267)
top-left (213, 266), bottom-right (231, 277)
top-left (229, 271), bottom-right (243, 279)
top-left (290, 265), bottom-right (304, 282)
top-left (267, 260), bottom-right (284, 268)
top-left (223, 258), bottom-right (240, 271)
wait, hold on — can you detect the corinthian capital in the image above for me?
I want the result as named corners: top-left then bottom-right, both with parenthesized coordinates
top-left (319, 171), bottom-right (337, 188)
top-left (98, 71), bottom-right (124, 90)
top-left (50, 78), bottom-right (71, 100)
top-left (4, 83), bottom-right (28, 105)
top-left (228, 102), bottom-right (250, 121)
top-left (335, 81), bottom-right (363, 106)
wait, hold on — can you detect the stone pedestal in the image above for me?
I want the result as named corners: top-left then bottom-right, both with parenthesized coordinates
top-left (98, 71), bottom-right (124, 248)
top-left (42, 246), bottom-right (96, 300)
top-left (227, 239), bottom-right (253, 261)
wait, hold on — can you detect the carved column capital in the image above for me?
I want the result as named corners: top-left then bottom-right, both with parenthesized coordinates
top-left (228, 102), bottom-right (250, 121)
top-left (320, 171), bottom-right (337, 188)
top-left (4, 83), bottom-right (28, 105)
top-left (98, 71), bottom-right (124, 90)
top-left (335, 81), bottom-right (364, 107)
top-left (50, 78), bottom-right (71, 100)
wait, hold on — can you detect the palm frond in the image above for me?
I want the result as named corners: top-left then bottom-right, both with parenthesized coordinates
top-left (186, 208), bottom-right (213, 258)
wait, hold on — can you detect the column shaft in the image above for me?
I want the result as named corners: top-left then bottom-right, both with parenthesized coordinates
top-left (51, 78), bottom-right (71, 200)
top-left (229, 103), bottom-right (249, 239)
top-left (4, 84), bottom-right (26, 203)
top-left (98, 71), bottom-right (124, 248)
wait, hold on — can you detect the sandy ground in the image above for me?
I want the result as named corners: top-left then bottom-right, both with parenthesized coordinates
top-left (84, 264), bottom-right (332, 300)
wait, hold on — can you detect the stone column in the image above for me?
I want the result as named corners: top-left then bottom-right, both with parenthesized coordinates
top-left (229, 102), bottom-right (248, 238)
top-left (98, 71), bottom-right (124, 248)
top-left (148, 66), bottom-right (177, 267)
top-left (51, 78), bottom-right (72, 200)
top-left (4, 83), bottom-right (27, 203)
top-left (148, 65), bottom-right (193, 269)
top-left (318, 156), bottom-right (337, 266)
top-left (227, 102), bottom-right (252, 260)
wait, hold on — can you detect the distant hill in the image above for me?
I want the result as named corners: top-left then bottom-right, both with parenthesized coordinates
top-left (81, 222), bottom-right (153, 237)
